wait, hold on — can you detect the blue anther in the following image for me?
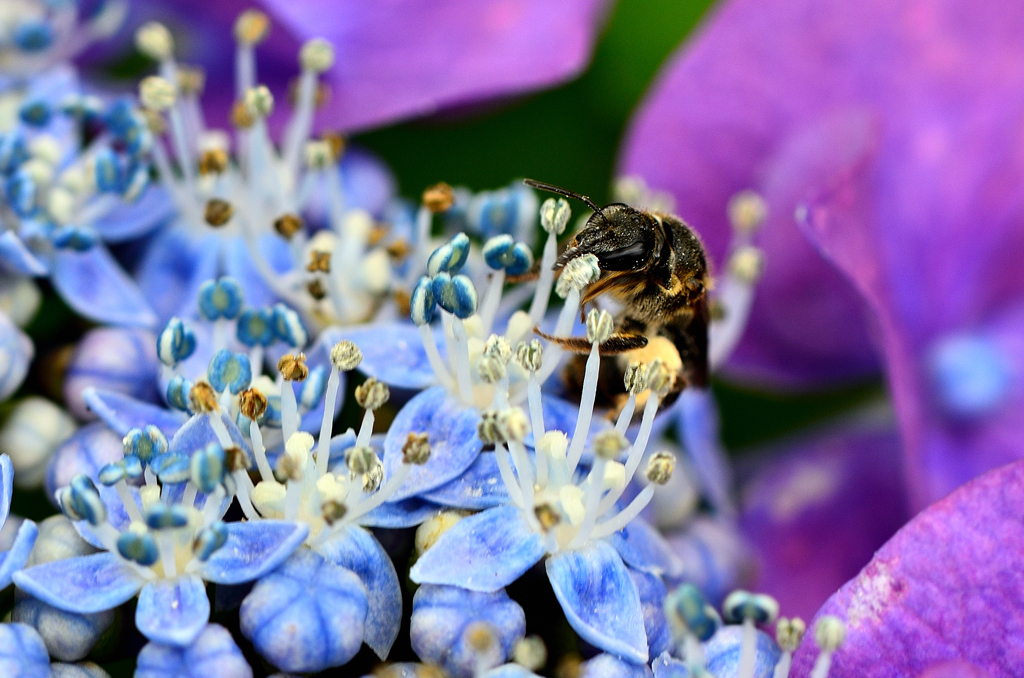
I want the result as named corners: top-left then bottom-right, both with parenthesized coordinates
top-left (435, 273), bottom-right (478, 319)
top-left (929, 333), bottom-right (1011, 419)
top-left (236, 308), bottom-right (276, 347)
top-left (62, 475), bottom-right (107, 526)
top-left (122, 164), bottom-right (150, 202)
top-left (505, 243), bottom-right (534, 276)
top-left (117, 532), bottom-right (160, 567)
top-left (6, 171), bottom-right (37, 218)
top-left (123, 454), bottom-right (143, 478)
top-left (14, 20), bottom-right (54, 52)
top-left (145, 503), bottom-right (190, 530)
top-left (192, 522), bottom-right (229, 561)
top-left (166, 375), bottom-right (194, 413)
top-left (299, 366), bottom-right (327, 410)
top-left (52, 226), bottom-right (97, 251)
top-left (157, 317), bottom-right (197, 368)
top-left (272, 303), bottom-right (307, 348)
top-left (667, 584), bottom-right (721, 641)
top-left (722, 590), bottom-right (779, 625)
top-left (474, 187), bottom-right (528, 237)
top-left (410, 276), bottom-right (436, 326)
top-left (0, 132), bottom-right (29, 173)
top-left (18, 99), bottom-right (51, 128)
top-left (190, 443), bottom-right (226, 494)
top-left (198, 278), bottom-right (245, 321)
top-left (93, 148), bottom-right (124, 194)
top-left (207, 349), bottom-right (252, 394)
top-left (102, 99), bottom-right (136, 135)
top-left (482, 235), bottom-right (515, 270)
top-left (427, 233), bottom-right (471, 276)
top-left (98, 461), bottom-right (128, 486)
top-left (123, 425), bottom-right (169, 465)
top-left (154, 454), bottom-right (191, 485)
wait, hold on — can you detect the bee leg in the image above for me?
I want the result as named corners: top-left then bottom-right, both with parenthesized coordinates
top-left (534, 327), bottom-right (594, 354)
top-left (597, 333), bottom-right (649, 354)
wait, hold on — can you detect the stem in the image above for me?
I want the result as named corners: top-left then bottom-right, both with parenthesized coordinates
top-left (451, 317), bottom-right (474, 405)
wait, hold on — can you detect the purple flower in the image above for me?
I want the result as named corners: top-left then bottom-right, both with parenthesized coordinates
top-left (790, 457), bottom-right (1024, 677)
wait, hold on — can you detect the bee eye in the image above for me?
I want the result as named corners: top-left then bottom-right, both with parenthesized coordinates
top-left (597, 241), bottom-right (647, 271)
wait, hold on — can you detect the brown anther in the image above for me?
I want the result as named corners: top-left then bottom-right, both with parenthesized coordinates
top-left (355, 377), bottom-right (389, 411)
top-left (198, 148), bottom-right (228, 175)
top-left (402, 432), bottom-right (431, 465)
top-left (231, 100), bottom-right (254, 128)
top-left (234, 9), bottom-right (270, 44)
top-left (306, 279), bottom-right (327, 300)
top-left (278, 353), bottom-right (309, 382)
top-left (140, 109), bottom-right (166, 134)
top-left (385, 238), bottom-right (411, 260)
top-left (177, 65), bottom-right (206, 95)
top-left (306, 250), bottom-right (331, 273)
top-left (320, 132), bottom-right (346, 160)
top-left (394, 289), bottom-right (411, 317)
top-left (224, 445), bottom-right (249, 472)
top-left (535, 504), bottom-right (561, 531)
top-left (238, 388), bottom-right (268, 420)
top-left (204, 198), bottom-right (233, 227)
top-left (422, 182), bottom-right (454, 213)
top-left (188, 381), bottom-right (219, 413)
top-left (274, 213), bottom-right (303, 240)
top-left (288, 78), bottom-right (331, 109)
top-left (322, 499), bottom-right (347, 526)
top-left (367, 225), bottom-right (389, 246)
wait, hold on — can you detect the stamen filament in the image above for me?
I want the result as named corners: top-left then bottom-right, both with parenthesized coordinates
top-left (284, 479), bottom-right (302, 521)
top-left (810, 653), bottom-right (834, 678)
top-left (527, 376), bottom-right (547, 486)
top-left (355, 409), bottom-right (374, 449)
top-left (233, 470), bottom-right (260, 520)
top-left (738, 619), bottom-right (757, 678)
top-left (538, 287), bottom-right (580, 383)
top-left (494, 444), bottom-right (525, 508)
top-left (599, 394), bottom-right (659, 515)
top-left (249, 420), bottom-right (273, 482)
top-left (207, 413), bottom-right (234, 449)
top-left (614, 394), bottom-right (637, 434)
top-left (528, 231), bottom-right (558, 323)
top-left (479, 270), bottom-right (505, 336)
top-left (568, 456), bottom-right (607, 549)
top-left (345, 463), bottom-right (414, 524)
top-left (315, 367), bottom-right (340, 475)
top-left (114, 480), bottom-right (143, 524)
top-left (419, 324), bottom-right (455, 389)
top-left (181, 481), bottom-right (198, 509)
top-left (773, 653), bottom-right (793, 678)
top-left (451, 317), bottom-right (474, 405)
top-left (566, 342), bottom-right (600, 473)
top-left (282, 69), bottom-right (318, 182)
top-left (159, 532), bottom-right (177, 579)
top-left (507, 440), bottom-right (535, 509)
top-left (281, 382), bottom-right (299, 442)
top-left (590, 485), bottom-right (654, 541)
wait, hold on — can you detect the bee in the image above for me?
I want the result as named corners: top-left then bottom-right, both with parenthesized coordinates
top-left (525, 178), bottom-right (709, 411)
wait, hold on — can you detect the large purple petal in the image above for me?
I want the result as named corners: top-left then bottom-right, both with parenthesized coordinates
top-left (82, 389), bottom-right (186, 438)
top-left (136, 575), bottom-right (210, 647)
top-left (51, 246), bottom-right (158, 329)
top-left (383, 386), bottom-right (483, 501)
top-left (12, 552), bottom-right (146, 614)
top-left (201, 520), bottom-right (309, 585)
top-left (737, 417), bottom-right (910, 622)
top-left (409, 505), bottom-right (545, 593)
top-left (790, 458), bottom-right (1024, 677)
top-left (546, 541), bottom-right (648, 664)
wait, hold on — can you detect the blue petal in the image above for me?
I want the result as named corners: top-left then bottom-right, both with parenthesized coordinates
top-left (83, 389), bottom-right (186, 437)
top-left (0, 622), bottom-right (50, 677)
top-left (91, 185), bottom-right (176, 243)
top-left (609, 518), bottom-right (684, 579)
top-left (0, 454), bottom-right (11, 528)
top-left (13, 593), bottom-right (114, 663)
top-left (12, 552), bottom-right (146, 613)
top-left (579, 654), bottom-right (654, 678)
top-left (45, 423), bottom-right (125, 508)
top-left (422, 451), bottom-right (513, 510)
top-left (546, 541), bottom-right (648, 664)
top-left (168, 412), bottom-right (250, 459)
top-left (201, 520), bottom-right (309, 585)
top-left (0, 231), bottom-right (47, 275)
top-left (136, 229), bottom-right (222, 324)
top-left (384, 387), bottom-right (482, 501)
top-left (240, 548), bottom-right (368, 672)
top-left (486, 666), bottom-right (544, 678)
top-left (362, 498), bottom-right (440, 528)
top-left (52, 246), bottom-right (159, 328)
top-left (136, 575), bottom-right (210, 646)
top-left (65, 327), bottom-right (161, 420)
top-left (135, 623), bottom-right (252, 678)
top-left (224, 234), bottom-right (292, 311)
top-left (677, 388), bottom-right (734, 517)
top-left (52, 663), bottom-right (113, 678)
top-left (320, 323), bottom-right (439, 390)
top-left (0, 519), bottom-right (38, 589)
top-left (0, 312), bottom-right (32, 400)
top-left (409, 506), bottom-right (545, 592)
top-left (703, 625), bottom-right (780, 678)
top-left (628, 568), bottom-right (671, 659)
top-left (651, 653), bottom-right (689, 678)
top-left (316, 525), bottom-right (401, 658)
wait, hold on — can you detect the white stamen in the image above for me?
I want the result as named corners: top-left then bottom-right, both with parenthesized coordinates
top-left (494, 444), bottom-right (525, 509)
top-left (345, 463), bottom-right (413, 524)
top-left (114, 479), bottom-right (143, 524)
top-left (568, 456), bottom-right (606, 549)
top-left (538, 287), bottom-right (580, 383)
top-left (181, 482), bottom-right (198, 509)
top-left (451, 317), bottom-right (474, 405)
top-left (566, 341), bottom-right (600, 473)
top-left (233, 470), bottom-right (260, 520)
top-left (355, 409), bottom-right (375, 449)
top-left (281, 381), bottom-right (299, 442)
top-left (249, 420), bottom-right (273, 483)
top-left (207, 413), bottom-right (234, 449)
top-left (528, 231), bottom-right (558, 324)
top-left (316, 367), bottom-right (340, 475)
top-left (159, 532), bottom-right (177, 579)
top-left (738, 618), bottom-right (757, 678)
top-left (479, 269), bottom-right (505, 337)
top-left (590, 485), bottom-right (654, 541)
top-left (418, 324), bottom-right (455, 388)
top-left (614, 394), bottom-right (637, 434)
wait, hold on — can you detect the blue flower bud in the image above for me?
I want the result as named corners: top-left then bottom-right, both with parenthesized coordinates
top-left (117, 531), bottom-right (159, 567)
top-left (299, 366), bottom-right (327, 410)
top-left (93, 148), bottom-right (123, 194)
top-left (61, 475), bottom-right (106, 526)
top-left (122, 164), bottom-right (150, 202)
top-left (14, 20), bottom-right (54, 52)
top-left (123, 425), bottom-right (169, 465)
top-left (410, 276), bottom-right (436, 326)
top-left (198, 278), bottom-right (245, 321)
top-left (207, 350), bottom-right (252, 394)
top-left (192, 522), bottom-right (228, 561)
top-left (483, 235), bottom-right (515, 270)
top-left (436, 274), bottom-right (478, 319)
top-left (145, 503), bottom-right (190, 530)
top-left (236, 308), bottom-right (276, 347)
top-left (0, 132), bottom-right (28, 173)
top-left (190, 443), bottom-right (226, 494)
top-left (154, 454), bottom-right (191, 485)
top-left (666, 583), bottom-right (720, 641)
top-left (6, 171), bottom-right (37, 217)
top-left (18, 99), bottom-right (51, 127)
top-left (166, 375), bottom-right (194, 412)
top-left (474, 190), bottom-right (520, 237)
top-left (157, 318), bottom-right (196, 367)
top-left (52, 226), bottom-right (97, 251)
top-left (272, 303), bottom-right (307, 347)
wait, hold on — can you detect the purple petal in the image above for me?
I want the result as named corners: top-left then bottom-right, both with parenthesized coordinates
top-left (0, 232), bottom-right (47, 276)
top-left (82, 389), bottom-right (186, 438)
top-left (136, 575), bottom-right (210, 646)
top-left (12, 552), bottom-right (146, 614)
top-left (315, 525), bottom-right (402, 659)
top-left (409, 505), bottom-right (545, 592)
top-left (201, 520), bottom-right (309, 585)
top-left (0, 520), bottom-right (38, 590)
top-left (321, 323), bottom-right (438, 391)
top-left (45, 423), bottom-right (125, 505)
top-left (91, 185), bottom-right (177, 243)
top-left (790, 459), bottom-right (1024, 677)
top-left (546, 541), bottom-right (648, 664)
top-left (738, 418), bottom-right (909, 622)
top-left (135, 623), bottom-right (253, 678)
top-left (51, 246), bottom-right (158, 328)
top-left (65, 328), bottom-right (161, 420)
top-left (383, 386), bottom-right (483, 501)
top-left (918, 661), bottom-right (994, 678)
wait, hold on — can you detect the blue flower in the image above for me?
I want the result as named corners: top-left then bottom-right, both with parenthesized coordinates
top-left (0, 454), bottom-right (38, 591)
top-left (136, 623), bottom-right (253, 678)
top-left (0, 622), bottom-right (50, 677)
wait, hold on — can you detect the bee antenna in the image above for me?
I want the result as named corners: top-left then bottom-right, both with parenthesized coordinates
top-left (523, 179), bottom-right (603, 214)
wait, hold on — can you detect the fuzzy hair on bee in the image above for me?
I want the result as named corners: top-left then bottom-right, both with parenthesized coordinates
top-left (525, 179), bottom-right (709, 412)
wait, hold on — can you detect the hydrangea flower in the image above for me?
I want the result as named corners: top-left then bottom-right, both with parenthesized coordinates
top-left (0, 454), bottom-right (37, 591)
top-left (135, 623), bottom-right (252, 678)
top-left (13, 461), bottom-right (308, 647)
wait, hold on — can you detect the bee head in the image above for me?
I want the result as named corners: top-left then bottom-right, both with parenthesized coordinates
top-left (555, 204), bottom-right (661, 273)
